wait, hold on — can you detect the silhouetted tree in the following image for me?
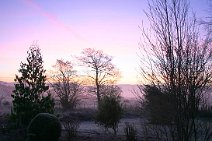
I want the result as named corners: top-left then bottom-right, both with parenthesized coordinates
top-left (138, 0), bottom-right (212, 140)
top-left (50, 59), bottom-right (83, 111)
top-left (11, 44), bottom-right (54, 126)
top-left (78, 48), bottom-right (120, 107)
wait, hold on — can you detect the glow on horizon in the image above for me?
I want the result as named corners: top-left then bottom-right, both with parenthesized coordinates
top-left (0, 0), bottom-right (209, 84)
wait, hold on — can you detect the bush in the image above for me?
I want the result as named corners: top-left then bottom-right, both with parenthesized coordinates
top-left (198, 106), bottom-right (212, 118)
top-left (142, 85), bottom-right (176, 124)
top-left (61, 115), bottom-right (80, 141)
top-left (96, 95), bottom-right (122, 135)
top-left (26, 113), bottom-right (61, 141)
top-left (124, 122), bottom-right (137, 141)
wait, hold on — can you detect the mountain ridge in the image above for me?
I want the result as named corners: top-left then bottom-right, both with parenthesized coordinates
top-left (0, 81), bottom-right (139, 99)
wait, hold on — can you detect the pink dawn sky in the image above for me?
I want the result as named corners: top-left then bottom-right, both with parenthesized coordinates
top-left (0, 0), bottom-right (209, 84)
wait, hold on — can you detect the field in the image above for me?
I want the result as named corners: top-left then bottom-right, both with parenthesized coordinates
top-left (0, 81), bottom-right (211, 141)
top-left (0, 81), bottom-right (143, 141)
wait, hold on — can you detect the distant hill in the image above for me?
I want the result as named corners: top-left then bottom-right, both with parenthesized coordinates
top-left (0, 81), bottom-right (139, 99)
top-left (0, 81), bottom-right (14, 101)
top-left (0, 81), bottom-right (211, 103)
top-left (0, 81), bottom-right (14, 114)
top-left (0, 81), bottom-right (139, 113)
top-left (0, 81), bottom-right (211, 114)
top-left (118, 84), bottom-right (140, 99)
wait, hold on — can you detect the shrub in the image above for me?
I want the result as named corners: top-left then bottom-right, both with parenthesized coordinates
top-left (61, 115), bottom-right (80, 141)
top-left (198, 106), bottom-right (212, 118)
top-left (124, 122), bottom-right (137, 141)
top-left (26, 113), bottom-right (61, 141)
top-left (142, 85), bottom-right (176, 124)
top-left (96, 95), bottom-right (122, 135)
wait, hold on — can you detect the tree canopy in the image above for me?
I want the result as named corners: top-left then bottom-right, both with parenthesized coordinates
top-left (79, 48), bottom-right (120, 106)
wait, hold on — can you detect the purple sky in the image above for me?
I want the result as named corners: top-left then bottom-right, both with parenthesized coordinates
top-left (0, 0), bottom-right (209, 84)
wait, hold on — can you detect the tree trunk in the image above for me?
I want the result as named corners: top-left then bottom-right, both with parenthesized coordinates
top-left (96, 68), bottom-right (101, 107)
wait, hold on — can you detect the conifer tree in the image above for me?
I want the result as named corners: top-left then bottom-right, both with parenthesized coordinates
top-left (11, 44), bottom-right (54, 126)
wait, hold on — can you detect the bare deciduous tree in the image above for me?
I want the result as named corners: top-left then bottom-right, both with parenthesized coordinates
top-left (138, 0), bottom-right (212, 140)
top-left (50, 59), bottom-right (83, 111)
top-left (78, 48), bottom-right (120, 106)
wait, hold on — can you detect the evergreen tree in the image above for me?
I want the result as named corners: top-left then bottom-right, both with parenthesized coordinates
top-left (11, 44), bottom-right (54, 126)
top-left (96, 85), bottom-right (123, 135)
